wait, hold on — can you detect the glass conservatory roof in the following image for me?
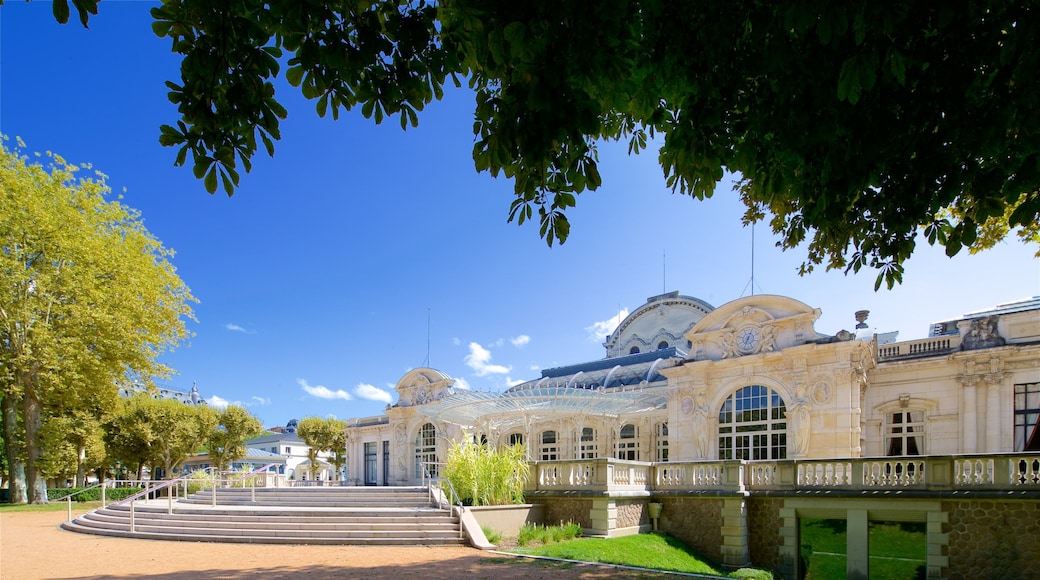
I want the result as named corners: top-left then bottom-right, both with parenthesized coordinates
top-left (417, 386), bottom-right (667, 430)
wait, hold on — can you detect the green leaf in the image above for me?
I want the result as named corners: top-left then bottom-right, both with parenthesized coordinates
top-left (286, 66), bottom-right (304, 87)
top-left (53, 0), bottom-right (71, 24)
top-left (204, 166), bottom-right (218, 194)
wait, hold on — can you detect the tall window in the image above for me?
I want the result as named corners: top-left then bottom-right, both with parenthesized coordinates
top-left (1015, 382), bottom-right (1040, 452)
top-left (616, 424), bottom-right (639, 460)
top-left (414, 423), bottom-right (437, 478)
top-left (718, 385), bottom-right (787, 460)
top-left (507, 433), bottom-right (525, 447)
top-left (579, 427), bottom-right (598, 459)
top-left (540, 430), bottom-right (559, 461)
top-left (886, 410), bottom-right (924, 455)
top-left (656, 422), bottom-right (669, 462)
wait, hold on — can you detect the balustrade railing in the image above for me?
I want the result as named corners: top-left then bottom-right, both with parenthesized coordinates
top-left (524, 453), bottom-right (1040, 495)
top-left (877, 335), bottom-right (959, 361)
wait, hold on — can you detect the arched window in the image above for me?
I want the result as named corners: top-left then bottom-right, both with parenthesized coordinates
top-left (886, 410), bottom-right (924, 455)
top-left (414, 423), bottom-right (437, 478)
top-left (657, 341), bottom-right (669, 350)
top-left (508, 432), bottom-right (525, 447)
top-left (540, 430), bottom-right (558, 461)
top-left (656, 422), bottom-right (669, 462)
top-left (579, 427), bottom-right (597, 459)
top-left (630, 346), bottom-right (641, 354)
top-left (616, 424), bottom-right (639, 460)
top-left (718, 385), bottom-right (787, 460)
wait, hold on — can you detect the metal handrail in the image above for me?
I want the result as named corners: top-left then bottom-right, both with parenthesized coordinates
top-left (54, 482), bottom-right (108, 523)
top-left (422, 461), bottom-right (465, 539)
top-left (226, 462), bottom-right (278, 486)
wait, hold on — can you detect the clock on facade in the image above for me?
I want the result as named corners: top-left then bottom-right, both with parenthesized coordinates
top-left (737, 326), bottom-right (760, 353)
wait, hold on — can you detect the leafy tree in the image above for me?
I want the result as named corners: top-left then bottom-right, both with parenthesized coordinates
top-left (0, 139), bottom-right (196, 503)
top-left (206, 405), bottom-right (263, 473)
top-left (47, 1), bottom-right (1040, 287)
top-left (38, 410), bottom-right (107, 487)
top-left (296, 416), bottom-right (347, 481)
top-left (105, 394), bottom-right (217, 480)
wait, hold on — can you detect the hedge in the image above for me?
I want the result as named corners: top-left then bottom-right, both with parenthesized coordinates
top-left (47, 486), bottom-right (144, 502)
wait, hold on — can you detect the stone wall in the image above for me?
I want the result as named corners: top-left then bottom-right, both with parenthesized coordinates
top-left (616, 499), bottom-right (648, 529)
top-left (658, 496), bottom-right (724, 563)
top-left (747, 497), bottom-right (783, 572)
top-left (543, 497), bottom-right (592, 528)
top-left (944, 499), bottom-right (1040, 580)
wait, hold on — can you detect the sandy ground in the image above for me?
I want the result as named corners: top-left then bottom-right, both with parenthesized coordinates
top-left (0, 509), bottom-right (674, 580)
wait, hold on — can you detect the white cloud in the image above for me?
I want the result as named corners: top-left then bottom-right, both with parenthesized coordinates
top-left (510, 335), bottom-right (531, 347)
top-left (586, 308), bottom-right (629, 342)
top-left (452, 377), bottom-right (472, 390)
top-left (464, 342), bottom-right (511, 376)
top-left (491, 338), bottom-right (505, 348)
top-left (355, 383), bottom-right (393, 404)
top-left (207, 395), bottom-right (230, 409)
top-left (505, 377), bottom-right (525, 388)
top-left (452, 337), bottom-right (461, 346)
top-left (211, 394), bottom-right (272, 408)
top-left (225, 323), bottom-right (252, 333)
top-left (530, 364), bottom-right (541, 371)
top-left (297, 378), bottom-right (352, 401)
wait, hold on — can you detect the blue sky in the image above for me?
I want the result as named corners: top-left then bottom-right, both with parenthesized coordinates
top-left (3, 3), bottom-right (1037, 428)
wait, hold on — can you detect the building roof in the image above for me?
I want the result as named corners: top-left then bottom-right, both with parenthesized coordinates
top-left (509, 347), bottom-right (684, 392)
top-left (418, 386), bottom-right (667, 431)
top-left (246, 433), bottom-right (305, 446)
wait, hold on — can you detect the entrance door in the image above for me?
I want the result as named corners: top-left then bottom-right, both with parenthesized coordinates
top-left (382, 441), bottom-right (390, 485)
top-left (364, 442), bottom-right (377, 486)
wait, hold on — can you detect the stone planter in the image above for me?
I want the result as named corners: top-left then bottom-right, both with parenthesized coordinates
top-left (468, 504), bottom-right (545, 537)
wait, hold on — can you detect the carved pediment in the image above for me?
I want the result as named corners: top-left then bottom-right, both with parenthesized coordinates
top-left (393, 368), bottom-right (456, 406)
top-left (685, 295), bottom-right (827, 361)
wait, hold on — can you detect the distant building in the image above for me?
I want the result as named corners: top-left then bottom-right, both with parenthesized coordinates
top-left (118, 380), bottom-right (207, 406)
top-left (179, 447), bottom-right (287, 475)
top-left (247, 420), bottom-right (339, 481)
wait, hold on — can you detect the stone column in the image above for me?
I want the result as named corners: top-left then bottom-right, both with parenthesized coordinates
top-left (720, 497), bottom-right (751, 569)
top-left (589, 497), bottom-right (617, 536)
top-left (926, 509), bottom-right (950, 578)
top-left (778, 506), bottom-right (799, 580)
top-left (846, 509), bottom-right (869, 580)
top-left (986, 383), bottom-right (1001, 452)
top-left (960, 373), bottom-right (980, 453)
top-left (985, 358), bottom-right (1008, 453)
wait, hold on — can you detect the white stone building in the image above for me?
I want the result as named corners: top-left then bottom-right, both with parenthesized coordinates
top-left (342, 291), bottom-right (1040, 486)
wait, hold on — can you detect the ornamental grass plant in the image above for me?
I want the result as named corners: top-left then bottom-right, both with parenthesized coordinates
top-left (442, 439), bottom-right (527, 506)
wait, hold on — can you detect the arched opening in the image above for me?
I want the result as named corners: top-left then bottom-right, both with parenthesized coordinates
top-left (540, 430), bottom-right (558, 460)
top-left (616, 423), bottom-right (639, 460)
top-left (414, 422), bottom-right (437, 478)
top-left (579, 427), bottom-right (597, 459)
top-left (718, 385), bottom-right (787, 460)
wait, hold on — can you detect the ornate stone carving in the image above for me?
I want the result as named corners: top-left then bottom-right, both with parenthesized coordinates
top-left (812, 381), bottom-right (832, 405)
top-left (718, 332), bottom-right (738, 359)
top-left (960, 316), bottom-right (1006, 350)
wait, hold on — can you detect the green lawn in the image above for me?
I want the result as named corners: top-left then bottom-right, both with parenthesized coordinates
top-left (800, 519), bottom-right (926, 580)
top-left (510, 532), bottom-right (772, 579)
top-left (0, 501), bottom-right (104, 513)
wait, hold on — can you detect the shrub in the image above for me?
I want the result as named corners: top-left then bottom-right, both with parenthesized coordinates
top-left (482, 525), bottom-right (503, 544)
top-left (517, 522), bottom-right (581, 546)
top-left (442, 439), bottom-right (528, 506)
top-left (47, 486), bottom-right (143, 502)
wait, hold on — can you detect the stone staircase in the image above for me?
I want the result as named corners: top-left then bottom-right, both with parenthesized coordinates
top-left (61, 486), bottom-right (467, 545)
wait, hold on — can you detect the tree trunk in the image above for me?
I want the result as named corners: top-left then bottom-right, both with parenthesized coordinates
top-left (75, 442), bottom-right (87, 487)
top-left (1, 392), bottom-right (27, 504)
top-left (22, 384), bottom-right (47, 504)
